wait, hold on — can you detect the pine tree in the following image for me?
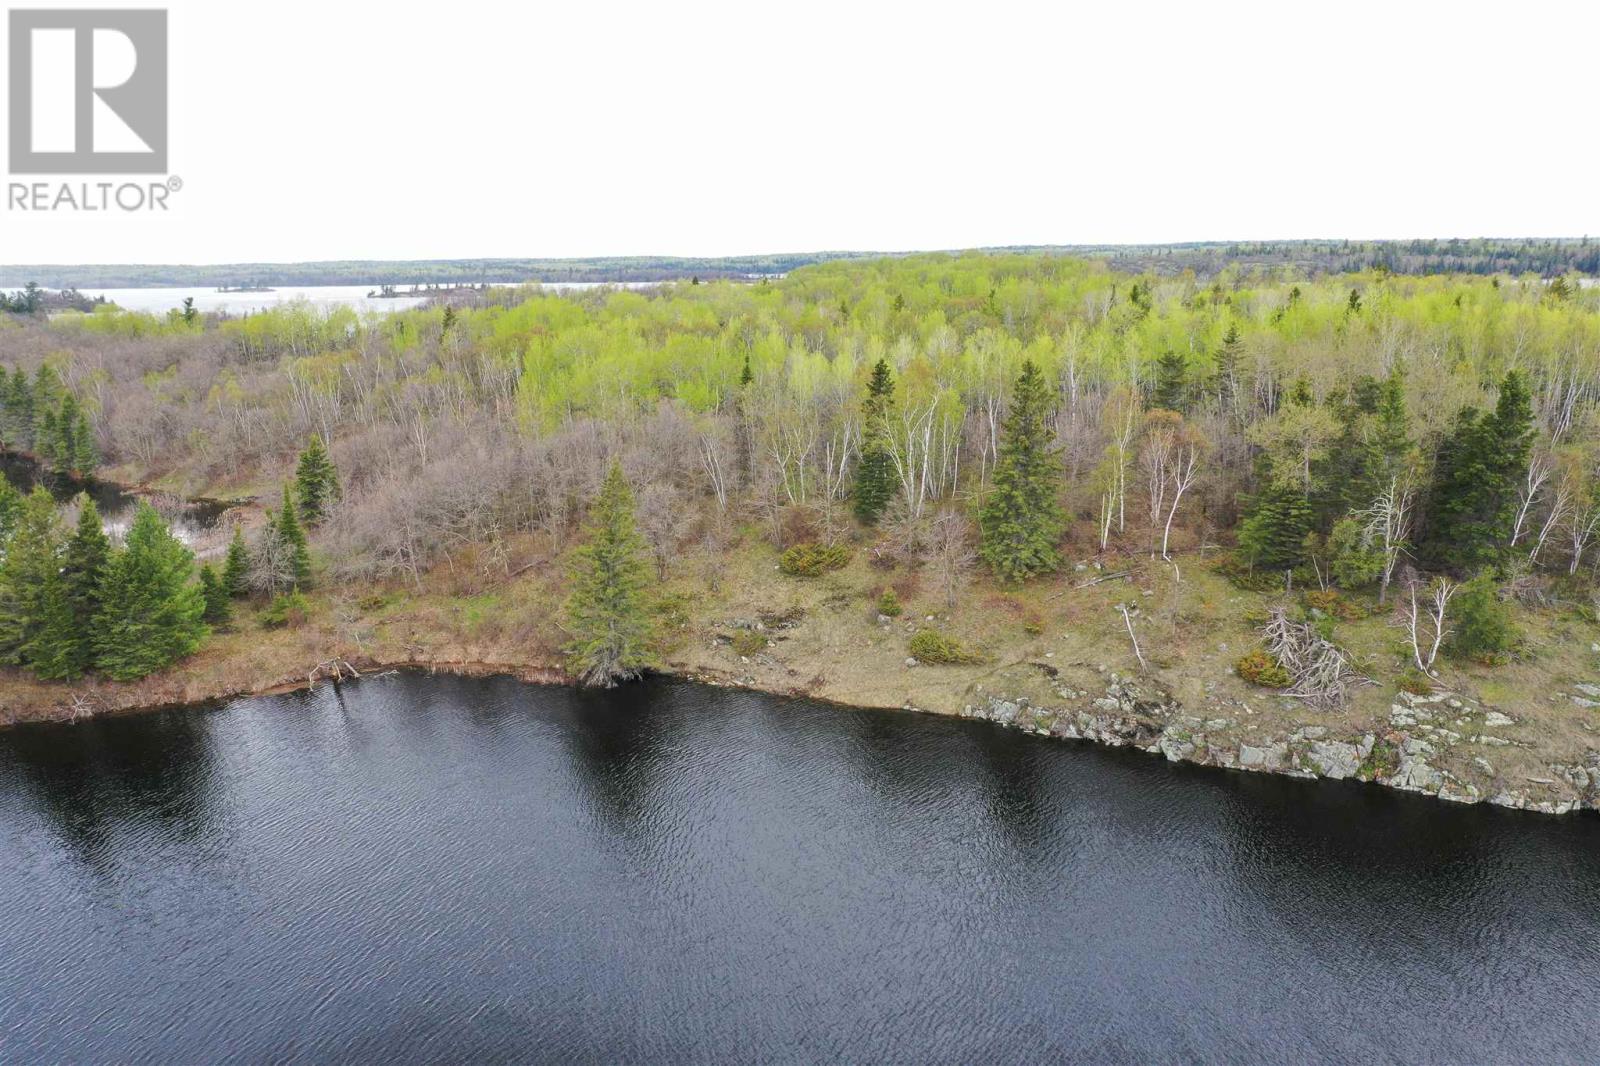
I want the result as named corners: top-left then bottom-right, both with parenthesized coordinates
top-left (1151, 349), bottom-right (1188, 412)
top-left (979, 360), bottom-right (1064, 583)
top-left (51, 394), bottom-right (86, 476)
top-left (0, 478), bottom-right (22, 543)
top-left (274, 485), bottom-right (313, 588)
top-left (853, 358), bottom-right (897, 525)
top-left (199, 564), bottom-right (232, 627)
top-left (738, 352), bottom-right (754, 387)
top-left (0, 488), bottom-right (64, 668)
top-left (1420, 371), bottom-right (1533, 573)
top-left (93, 503), bottom-right (207, 680)
top-left (1, 368), bottom-right (31, 449)
top-left (1214, 324), bottom-right (1242, 414)
top-left (1238, 481), bottom-right (1313, 573)
top-left (53, 496), bottom-right (111, 678)
top-left (564, 460), bottom-right (655, 686)
top-left (71, 412), bottom-right (97, 476)
top-left (222, 524), bottom-right (250, 598)
top-left (294, 435), bottom-right (339, 525)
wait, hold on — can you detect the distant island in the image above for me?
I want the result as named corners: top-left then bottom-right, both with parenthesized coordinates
top-left (216, 284), bottom-right (274, 293)
top-left (1, 238), bottom-right (1594, 290)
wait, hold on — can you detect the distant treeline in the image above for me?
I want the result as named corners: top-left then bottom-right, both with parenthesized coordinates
top-left (2, 239), bottom-right (1594, 291)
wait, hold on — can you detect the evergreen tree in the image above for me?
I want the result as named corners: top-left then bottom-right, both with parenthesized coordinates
top-left (1445, 571), bottom-right (1518, 663)
top-left (564, 460), bottom-right (654, 686)
top-left (1374, 365), bottom-right (1412, 480)
top-left (1420, 371), bottom-right (1534, 572)
top-left (1238, 481), bottom-right (1314, 573)
top-left (70, 411), bottom-right (97, 475)
top-left (738, 352), bottom-right (754, 387)
top-left (53, 496), bottom-right (111, 678)
top-left (199, 564), bottom-right (232, 626)
top-left (274, 485), bottom-right (313, 588)
top-left (222, 524), bottom-right (250, 598)
top-left (1214, 324), bottom-right (1242, 413)
top-left (294, 435), bottom-right (339, 524)
top-left (93, 503), bottom-right (207, 680)
top-left (1151, 349), bottom-right (1188, 413)
top-left (0, 488), bottom-right (65, 668)
top-left (979, 360), bottom-right (1064, 583)
top-left (2, 368), bottom-right (32, 449)
top-left (853, 358), bottom-right (897, 525)
top-left (0, 478), bottom-right (22, 544)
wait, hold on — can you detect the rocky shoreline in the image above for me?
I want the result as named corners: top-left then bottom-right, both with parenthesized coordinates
top-left (5, 649), bottom-right (1597, 816)
top-left (956, 674), bottom-right (1600, 816)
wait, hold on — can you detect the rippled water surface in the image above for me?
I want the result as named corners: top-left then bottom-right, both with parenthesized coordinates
top-left (1, 675), bottom-right (1597, 1063)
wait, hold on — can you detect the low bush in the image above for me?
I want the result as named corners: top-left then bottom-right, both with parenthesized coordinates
top-left (731, 630), bottom-right (767, 657)
top-left (876, 587), bottom-right (903, 617)
top-left (1213, 553), bottom-right (1283, 592)
top-left (261, 590), bottom-right (310, 629)
top-left (779, 542), bottom-right (850, 577)
top-left (908, 628), bottom-right (981, 665)
top-left (1396, 667), bottom-right (1434, 696)
top-left (1235, 648), bottom-right (1291, 688)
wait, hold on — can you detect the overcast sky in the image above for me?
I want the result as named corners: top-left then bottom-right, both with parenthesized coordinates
top-left (2, 0), bottom-right (1597, 265)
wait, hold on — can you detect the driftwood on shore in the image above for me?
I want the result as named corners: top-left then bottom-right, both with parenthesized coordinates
top-left (308, 658), bottom-right (362, 689)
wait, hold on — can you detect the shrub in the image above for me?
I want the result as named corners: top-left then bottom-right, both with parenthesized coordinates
top-left (1396, 667), bottom-right (1434, 696)
top-left (779, 542), bottom-right (850, 577)
top-left (1305, 587), bottom-right (1368, 621)
top-left (1445, 572), bottom-right (1518, 664)
top-left (731, 629), bottom-right (767, 657)
top-left (1213, 553), bottom-right (1282, 592)
top-left (1235, 648), bottom-right (1291, 688)
top-left (908, 628), bottom-right (981, 665)
top-left (1022, 612), bottom-right (1044, 636)
top-left (1328, 516), bottom-right (1384, 589)
top-left (261, 590), bottom-right (310, 629)
top-left (876, 587), bottom-right (903, 617)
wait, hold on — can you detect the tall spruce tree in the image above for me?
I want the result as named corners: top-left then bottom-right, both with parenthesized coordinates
top-left (274, 485), bottom-right (313, 589)
top-left (979, 360), bottom-right (1064, 583)
top-left (222, 524), bottom-right (250, 598)
top-left (199, 564), bottom-right (232, 626)
top-left (564, 461), bottom-right (655, 686)
top-left (1420, 370), bottom-right (1534, 573)
top-left (52, 496), bottom-right (111, 678)
top-left (1214, 324), bottom-right (1242, 414)
top-left (853, 358), bottom-right (897, 525)
top-left (93, 503), bottom-right (207, 680)
top-left (0, 478), bottom-right (22, 544)
top-left (1151, 349), bottom-right (1189, 413)
top-left (0, 488), bottom-right (65, 669)
top-left (294, 435), bottom-right (339, 525)
top-left (1238, 480), bottom-right (1314, 573)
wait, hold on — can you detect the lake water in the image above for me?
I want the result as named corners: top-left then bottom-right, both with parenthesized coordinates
top-left (7, 281), bottom-right (669, 316)
top-left (0, 451), bottom-right (229, 549)
top-left (1, 674), bottom-right (1597, 1063)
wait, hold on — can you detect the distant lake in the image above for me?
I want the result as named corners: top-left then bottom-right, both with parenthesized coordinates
top-left (10, 281), bottom-right (669, 316)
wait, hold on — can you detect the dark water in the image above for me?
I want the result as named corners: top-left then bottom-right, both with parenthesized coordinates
top-left (0, 450), bottom-right (230, 541)
top-left (1, 676), bottom-right (1597, 1064)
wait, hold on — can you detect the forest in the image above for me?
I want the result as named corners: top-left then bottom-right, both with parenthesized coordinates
top-left (3, 237), bottom-right (1594, 290)
top-left (0, 251), bottom-right (1596, 692)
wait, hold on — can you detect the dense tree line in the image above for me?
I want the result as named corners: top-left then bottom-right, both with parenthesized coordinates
top-left (1, 253), bottom-right (1599, 684)
top-left (0, 487), bottom-right (205, 680)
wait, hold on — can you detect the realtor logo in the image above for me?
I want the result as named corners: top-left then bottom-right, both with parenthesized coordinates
top-left (8, 9), bottom-right (167, 174)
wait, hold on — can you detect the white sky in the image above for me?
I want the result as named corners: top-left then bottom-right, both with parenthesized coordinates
top-left (2, 0), bottom-right (1598, 265)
